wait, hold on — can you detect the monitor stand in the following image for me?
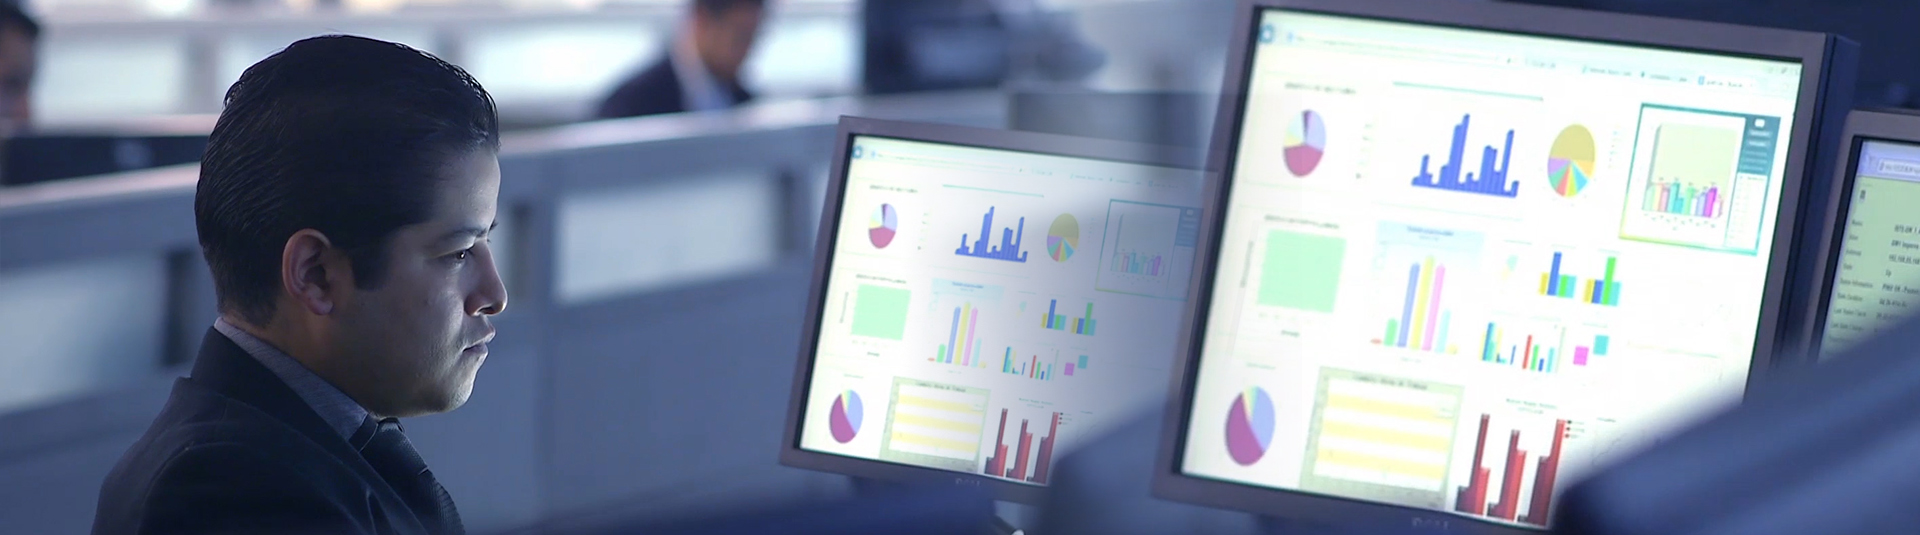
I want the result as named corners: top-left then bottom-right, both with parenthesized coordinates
top-left (1256, 515), bottom-right (1370, 535)
top-left (849, 477), bottom-right (1023, 535)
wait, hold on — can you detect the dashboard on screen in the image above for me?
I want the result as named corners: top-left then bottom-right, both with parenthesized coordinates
top-left (795, 135), bottom-right (1202, 485)
top-left (1177, 9), bottom-right (1805, 529)
top-left (1816, 139), bottom-right (1920, 359)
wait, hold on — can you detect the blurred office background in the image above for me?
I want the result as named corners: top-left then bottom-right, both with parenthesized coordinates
top-left (0, 0), bottom-right (1237, 532)
top-left (11, 0), bottom-right (1910, 532)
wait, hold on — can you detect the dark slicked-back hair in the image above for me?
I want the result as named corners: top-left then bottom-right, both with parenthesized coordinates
top-left (0, 2), bottom-right (39, 40)
top-left (196, 35), bottom-right (499, 327)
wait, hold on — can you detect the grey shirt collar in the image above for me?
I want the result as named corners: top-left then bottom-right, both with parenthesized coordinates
top-left (213, 317), bottom-right (371, 440)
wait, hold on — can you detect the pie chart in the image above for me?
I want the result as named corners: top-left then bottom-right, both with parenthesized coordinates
top-left (1047, 214), bottom-right (1079, 262)
top-left (1548, 125), bottom-right (1597, 197)
top-left (1225, 387), bottom-right (1275, 466)
top-left (1284, 110), bottom-right (1327, 177)
top-left (869, 204), bottom-right (898, 249)
top-left (829, 390), bottom-right (863, 443)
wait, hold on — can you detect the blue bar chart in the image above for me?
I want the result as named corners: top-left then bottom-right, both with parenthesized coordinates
top-left (1411, 114), bottom-right (1519, 198)
top-left (956, 207), bottom-right (1029, 262)
top-left (1040, 299), bottom-right (1097, 336)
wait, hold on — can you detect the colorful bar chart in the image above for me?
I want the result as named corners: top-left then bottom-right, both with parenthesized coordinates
top-left (983, 409), bottom-right (1062, 484)
top-left (1412, 114), bottom-right (1519, 198)
top-left (1538, 252), bottom-right (1622, 306)
top-left (956, 207), bottom-right (1028, 262)
top-left (1572, 334), bottom-right (1610, 366)
top-left (1109, 249), bottom-right (1167, 276)
top-left (933, 303), bottom-right (989, 368)
top-left (1455, 415), bottom-right (1567, 527)
top-left (1000, 348), bottom-right (1056, 380)
top-left (1377, 257), bottom-right (1454, 354)
top-left (1641, 178), bottom-right (1723, 218)
top-left (1041, 299), bottom-right (1097, 336)
top-left (1479, 322), bottom-right (1560, 373)
top-left (1482, 323), bottom-right (1610, 372)
top-left (1064, 354), bottom-right (1088, 376)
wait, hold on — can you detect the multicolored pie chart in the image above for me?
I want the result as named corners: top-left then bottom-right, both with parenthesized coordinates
top-left (1548, 125), bottom-right (1596, 197)
top-left (1047, 213), bottom-right (1079, 262)
top-left (1284, 110), bottom-right (1327, 177)
top-left (829, 390), bottom-right (863, 443)
top-left (1225, 387), bottom-right (1275, 466)
top-left (869, 204), bottom-right (898, 249)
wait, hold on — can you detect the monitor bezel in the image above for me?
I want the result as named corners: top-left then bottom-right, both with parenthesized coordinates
top-left (1152, 0), bottom-right (1848, 531)
top-left (1798, 108), bottom-right (1920, 360)
top-left (779, 116), bottom-right (1204, 504)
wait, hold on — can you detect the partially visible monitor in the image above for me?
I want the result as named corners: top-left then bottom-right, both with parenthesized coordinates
top-left (1806, 109), bottom-right (1920, 359)
top-left (1154, 0), bottom-right (1855, 532)
top-left (0, 134), bottom-right (209, 186)
top-left (782, 117), bottom-right (1205, 502)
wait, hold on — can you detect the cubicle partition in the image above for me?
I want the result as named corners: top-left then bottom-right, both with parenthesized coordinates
top-left (0, 91), bottom-right (1004, 534)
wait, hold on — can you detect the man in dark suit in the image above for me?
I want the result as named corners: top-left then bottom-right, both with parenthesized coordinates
top-left (595, 0), bottom-right (764, 119)
top-left (0, 2), bottom-right (37, 135)
top-left (92, 35), bottom-right (508, 535)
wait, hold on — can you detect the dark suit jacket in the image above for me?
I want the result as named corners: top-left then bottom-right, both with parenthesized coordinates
top-left (594, 55), bottom-right (754, 119)
top-left (92, 329), bottom-right (431, 535)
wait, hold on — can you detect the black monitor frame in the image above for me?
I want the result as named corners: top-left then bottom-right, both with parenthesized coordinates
top-left (1798, 108), bottom-right (1920, 360)
top-left (779, 116), bottom-right (1203, 504)
top-left (1152, 0), bottom-right (1856, 532)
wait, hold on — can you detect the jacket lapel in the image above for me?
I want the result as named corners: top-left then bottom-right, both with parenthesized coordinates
top-left (187, 327), bottom-right (428, 533)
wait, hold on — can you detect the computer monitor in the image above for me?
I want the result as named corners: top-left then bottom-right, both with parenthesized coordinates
top-left (0, 134), bottom-right (209, 186)
top-left (781, 117), bottom-right (1205, 503)
top-left (1803, 109), bottom-right (1920, 360)
top-left (1153, 0), bottom-right (1855, 532)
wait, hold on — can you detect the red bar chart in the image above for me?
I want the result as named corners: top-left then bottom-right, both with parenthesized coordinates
top-left (983, 409), bottom-right (1063, 484)
top-left (1454, 414), bottom-right (1569, 527)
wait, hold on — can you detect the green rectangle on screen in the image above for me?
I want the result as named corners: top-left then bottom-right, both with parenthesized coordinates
top-left (1256, 230), bottom-right (1347, 312)
top-left (850, 285), bottom-right (911, 340)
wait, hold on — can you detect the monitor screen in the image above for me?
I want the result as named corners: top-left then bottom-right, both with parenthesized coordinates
top-left (1176, 8), bottom-right (1805, 529)
top-left (795, 134), bottom-right (1203, 486)
top-left (1815, 139), bottom-right (1920, 358)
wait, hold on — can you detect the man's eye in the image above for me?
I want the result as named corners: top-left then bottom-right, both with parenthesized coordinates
top-left (454, 249), bottom-right (472, 261)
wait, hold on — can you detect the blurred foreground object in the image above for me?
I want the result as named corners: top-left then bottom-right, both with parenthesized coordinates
top-left (539, 483), bottom-right (1000, 535)
top-left (1556, 312), bottom-right (1920, 535)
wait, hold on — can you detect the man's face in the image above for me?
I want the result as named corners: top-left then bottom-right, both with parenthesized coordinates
top-left (0, 24), bottom-right (36, 133)
top-left (696, 3), bottom-right (764, 85)
top-left (328, 150), bottom-right (507, 418)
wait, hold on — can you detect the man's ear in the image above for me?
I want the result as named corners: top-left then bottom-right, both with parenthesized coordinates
top-left (281, 229), bottom-right (352, 316)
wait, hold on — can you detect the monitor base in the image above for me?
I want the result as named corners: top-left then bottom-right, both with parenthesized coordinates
top-left (1257, 515), bottom-right (1369, 535)
top-left (850, 477), bottom-right (1023, 535)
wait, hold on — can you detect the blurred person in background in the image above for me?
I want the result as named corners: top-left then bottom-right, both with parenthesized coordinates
top-left (862, 0), bottom-right (1103, 95)
top-left (595, 0), bottom-right (765, 119)
top-left (93, 35), bottom-right (507, 535)
top-left (0, 1), bottom-right (37, 135)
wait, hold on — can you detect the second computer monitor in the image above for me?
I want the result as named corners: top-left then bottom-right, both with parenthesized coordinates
top-left (1807, 109), bottom-right (1920, 359)
top-left (1156, 0), bottom-right (1854, 532)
